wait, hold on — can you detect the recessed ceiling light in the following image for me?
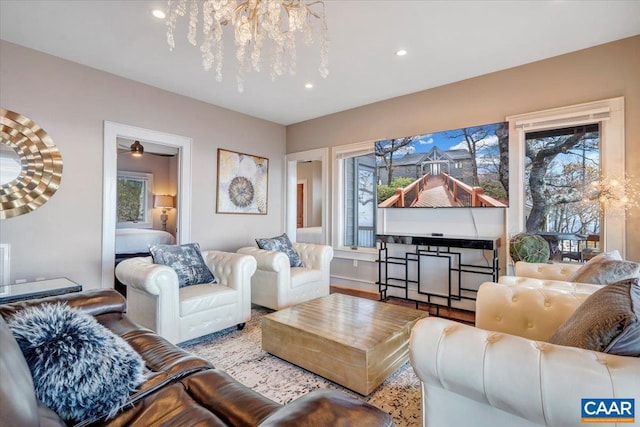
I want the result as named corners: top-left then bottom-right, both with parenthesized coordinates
top-left (396, 49), bottom-right (408, 57)
top-left (305, 83), bottom-right (314, 89)
top-left (152, 9), bottom-right (166, 19)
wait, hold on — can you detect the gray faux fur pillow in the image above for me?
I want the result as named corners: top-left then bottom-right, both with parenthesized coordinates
top-left (568, 250), bottom-right (640, 285)
top-left (8, 303), bottom-right (146, 422)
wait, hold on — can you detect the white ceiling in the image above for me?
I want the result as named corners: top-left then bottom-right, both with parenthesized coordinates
top-left (1, 1), bottom-right (639, 125)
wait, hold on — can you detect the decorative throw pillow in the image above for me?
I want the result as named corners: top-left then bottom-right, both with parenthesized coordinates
top-left (548, 277), bottom-right (640, 356)
top-left (568, 250), bottom-right (640, 285)
top-left (7, 303), bottom-right (146, 422)
top-left (149, 242), bottom-right (217, 287)
top-left (256, 233), bottom-right (303, 267)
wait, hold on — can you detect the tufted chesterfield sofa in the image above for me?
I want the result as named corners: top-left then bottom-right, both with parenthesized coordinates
top-left (237, 243), bottom-right (333, 310)
top-left (510, 260), bottom-right (582, 281)
top-left (0, 289), bottom-right (395, 427)
top-left (409, 262), bottom-right (640, 427)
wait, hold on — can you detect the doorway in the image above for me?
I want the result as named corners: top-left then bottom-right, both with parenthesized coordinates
top-left (102, 122), bottom-right (192, 288)
top-left (297, 181), bottom-right (306, 228)
top-left (285, 148), bottom-right (329, 245)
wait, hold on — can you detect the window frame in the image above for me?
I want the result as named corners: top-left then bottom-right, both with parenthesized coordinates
top-left (116, 171), bottom-right (154, 229)
top-left (506, 97), bottom-right (626, 258)
top-left (332, 141), bottom-right (378, 258)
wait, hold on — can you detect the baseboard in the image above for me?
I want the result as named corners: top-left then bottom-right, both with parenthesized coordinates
top-left (330, 284), bottom-right (379, 300)
top-left (331, 284), bottom-right (476, 325)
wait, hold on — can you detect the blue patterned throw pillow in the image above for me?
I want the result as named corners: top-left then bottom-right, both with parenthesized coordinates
top-left (150, 242), bottom-right (217, 287)
top-left (7, 303), bottom-right (146, 423)
top-left (256, 233), bottom-right (303, 267)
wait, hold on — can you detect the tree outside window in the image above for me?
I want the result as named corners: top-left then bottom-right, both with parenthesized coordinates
top-left (118, 178), bottom-right (145, 222)
top-left (524, 124), bottom-right (600, 239)
top-left (117, 172), bottom-right (153, 228)
top-left (344, 153), bottom-right (376, 248)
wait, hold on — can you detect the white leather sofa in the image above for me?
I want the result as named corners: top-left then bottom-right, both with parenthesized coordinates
top-left (511, 260), bottom-right (582, 281)
top-left (410, 271), bottom-right (640, 426)
top-left (115, 250), bottom-right (256, 344)
top-left (237, 243), bottom-right (333, 310)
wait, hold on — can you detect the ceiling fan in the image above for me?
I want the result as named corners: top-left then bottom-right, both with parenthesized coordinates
top-left (117, 141), bottom-right (176, 157)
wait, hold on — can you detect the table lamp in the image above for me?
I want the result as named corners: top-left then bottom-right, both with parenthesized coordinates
top-left (154, 195), bottom-right (174, 231)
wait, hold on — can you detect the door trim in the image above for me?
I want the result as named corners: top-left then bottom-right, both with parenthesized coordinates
top-left (285, 148), bottom-right (329, 244)
top-left (102, 121), bottom-right (192, 288)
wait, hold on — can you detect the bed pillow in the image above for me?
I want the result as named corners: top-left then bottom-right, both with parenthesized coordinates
top-left (568, 250), bottom-right (640, 285)
top-left (7, 303), bottom-right (146, 423)
top-left (149, 242), bottom-right (217, 287)
top-left (548, 277), bottom-right (640, 356)
top-left (256, 233), bottom-right (303, 267)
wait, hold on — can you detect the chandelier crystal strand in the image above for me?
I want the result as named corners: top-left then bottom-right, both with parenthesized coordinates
top-left (165, 0), bottom-right (329, 92)
top-left (188, 0), bottom-right (199, 46)
top-left (318, 7), bottom-right (329, 78)
top-left (165, 0), bottom-right (183, 50)
top-left (214, 19), bottom-right (224, 82)
top-left (201, 1), bottom-right (215, 72)
top-left (250, 2), bottom-right (266, 72)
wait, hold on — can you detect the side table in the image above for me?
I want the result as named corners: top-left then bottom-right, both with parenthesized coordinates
top-left (0, 278), bottom-right (82, 304)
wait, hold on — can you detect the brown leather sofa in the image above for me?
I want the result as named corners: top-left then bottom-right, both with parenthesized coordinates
top-left (0, 289), bottom-right (394, 427)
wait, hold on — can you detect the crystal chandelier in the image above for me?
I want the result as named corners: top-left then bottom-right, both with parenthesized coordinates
top-left (584, 174), bottom-right (640, 215)
top-left (166, 0), bottom-right (329, 93)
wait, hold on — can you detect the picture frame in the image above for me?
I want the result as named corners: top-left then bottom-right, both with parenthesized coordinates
top-left (216, 148), bottom-right (269, 214)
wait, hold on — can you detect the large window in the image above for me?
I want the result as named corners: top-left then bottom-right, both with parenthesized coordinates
top-left (344, 153), bottom-right (377, 248)
top-left (524, 124), bottom-right (600, 235)
top-left (507, 97), bottom-right (626, 259)
top-left (117, 171), bottom-right (153, 228)
top-left (333, 141), bottom-right (377, 250)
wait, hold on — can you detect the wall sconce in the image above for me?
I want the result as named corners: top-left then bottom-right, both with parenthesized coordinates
top-left (130, 141), bottom-right (144, 157)
top-left (154, 195), bottom-right (174, 231)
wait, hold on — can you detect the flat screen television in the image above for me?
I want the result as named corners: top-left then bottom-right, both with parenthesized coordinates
top-left (375, 121), bottom-right (509, 208)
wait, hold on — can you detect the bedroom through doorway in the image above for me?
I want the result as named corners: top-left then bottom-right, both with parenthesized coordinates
top-left (102, 122), bottom-right (193, 290)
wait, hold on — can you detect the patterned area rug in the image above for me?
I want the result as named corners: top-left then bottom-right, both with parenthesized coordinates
top-left (180, 306), bottom-right (422, 426)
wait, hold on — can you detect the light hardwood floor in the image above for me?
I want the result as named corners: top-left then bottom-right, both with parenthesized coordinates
top-left (330, 285), bottom-right (475, 325)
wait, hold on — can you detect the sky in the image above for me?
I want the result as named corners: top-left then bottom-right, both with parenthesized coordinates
top-left (375, 122), bottom-right (504, 158)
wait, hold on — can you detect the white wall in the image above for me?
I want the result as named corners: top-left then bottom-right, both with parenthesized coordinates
top-left (0, 41), bottom-right (286, 289)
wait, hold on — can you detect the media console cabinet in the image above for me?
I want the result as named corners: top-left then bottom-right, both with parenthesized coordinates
top-left (375, 234), bottom-right (500, 313)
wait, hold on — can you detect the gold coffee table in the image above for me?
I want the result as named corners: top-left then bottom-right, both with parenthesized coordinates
top-left (262, 293), bottom-right (427, 395)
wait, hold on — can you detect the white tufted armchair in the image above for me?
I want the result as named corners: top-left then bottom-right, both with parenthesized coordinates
top-left (410, 276), bottom-right (640, 427)
top-left (511, 260), bottom-right (582, 281)
top-left (237, 243), bottom-right (333, 310)
top-left (115, 250), bottom-right (256, 344)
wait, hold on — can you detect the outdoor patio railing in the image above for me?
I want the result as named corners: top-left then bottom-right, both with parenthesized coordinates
top-left (377, 173), bottom-right (430, 208)
top-left (377, 172), bottom-right (507, 208)
top-left (442, 173), bottom-right (507, 208)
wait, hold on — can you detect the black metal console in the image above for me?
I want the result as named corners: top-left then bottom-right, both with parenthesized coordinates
top-left (376, 234), bottom-right (500, 314)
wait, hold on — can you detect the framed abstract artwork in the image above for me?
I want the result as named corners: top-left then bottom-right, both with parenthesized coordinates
top-left (216, 148), bottom-right (269, 214)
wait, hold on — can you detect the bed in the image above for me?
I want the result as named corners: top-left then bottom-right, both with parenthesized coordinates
top-left (114, 228), bottom-right (175, 296)
top-left (296, 226), bottom-right (323, 244)
top-left (115, 228), bottom-right (175, 255)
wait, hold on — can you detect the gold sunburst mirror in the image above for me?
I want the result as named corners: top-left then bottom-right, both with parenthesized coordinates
top-left (0, 108), bottom-right (63, 219)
